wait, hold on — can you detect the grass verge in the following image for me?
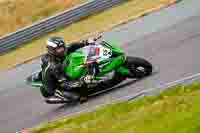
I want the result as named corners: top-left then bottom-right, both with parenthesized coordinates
top-left (0, 0), bottom-right (85, 36)
top-left (27, 81), bottom-right (200, 133)
top-left (0, 0), bottom-right (178, 71)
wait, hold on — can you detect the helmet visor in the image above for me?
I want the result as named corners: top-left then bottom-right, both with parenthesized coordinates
top-left (55, 47), bottom-right (65, 56)
top-left (56, 47), bottom-right (64, 53)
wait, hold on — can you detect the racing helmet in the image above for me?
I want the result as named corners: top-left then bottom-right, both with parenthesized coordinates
top-left (46, 37), bottom-right (66, 57)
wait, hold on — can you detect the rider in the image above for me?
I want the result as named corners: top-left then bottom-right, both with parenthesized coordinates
top-left (40, 36), bottom-right (97, 103)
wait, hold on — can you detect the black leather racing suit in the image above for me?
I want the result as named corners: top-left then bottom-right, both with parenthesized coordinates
top-left (40, 42), bottom-right (89, 98)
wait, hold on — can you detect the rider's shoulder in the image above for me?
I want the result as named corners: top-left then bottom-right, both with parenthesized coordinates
top-left (41, 54), bottom-right (50, 63)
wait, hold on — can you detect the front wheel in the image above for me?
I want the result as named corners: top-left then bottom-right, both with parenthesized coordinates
top-left (125, 56), bottom-right (152, 78)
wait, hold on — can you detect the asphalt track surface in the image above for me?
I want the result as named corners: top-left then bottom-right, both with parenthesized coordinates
top-left (1, 0), bottom-right (200, 132)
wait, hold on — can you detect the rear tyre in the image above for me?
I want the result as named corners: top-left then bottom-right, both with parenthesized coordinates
top-left (125, 56), bottom-right (152, 78)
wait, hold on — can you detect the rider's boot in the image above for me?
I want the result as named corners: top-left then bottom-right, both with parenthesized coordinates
top-left (79, 96), bottom-right (88, 104)
top-left (45, 90), bottom-right (68, 103)
top-left (79, 83), bottom-right (89, 104)
top-left (63, 91), bottom-right (80, 102)
top-left (61, 81), bottom-right (80, 102)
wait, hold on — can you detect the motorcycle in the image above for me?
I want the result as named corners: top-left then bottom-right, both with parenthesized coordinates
top-left (26, 39), bottom-right (153, 104)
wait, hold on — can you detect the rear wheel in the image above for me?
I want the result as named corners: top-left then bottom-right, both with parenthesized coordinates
top-left (125, 56), bottom-right (152, 78)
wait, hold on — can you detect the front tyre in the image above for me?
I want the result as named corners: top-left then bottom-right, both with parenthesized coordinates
top-left (125, 56), bottom-right (152, 78)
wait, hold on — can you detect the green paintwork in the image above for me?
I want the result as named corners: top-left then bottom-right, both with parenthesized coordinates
top-left (116, 66), bottom-right (130, 75)
top-left (97, 56), bottom-right (126, 76)
top-left (64, 51), bottom-right (87, 80)
top-left (62, 40), bottom-right (128, 80)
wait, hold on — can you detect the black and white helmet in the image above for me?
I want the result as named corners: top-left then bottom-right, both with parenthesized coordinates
top-left (46, 37), bottom-right (66, 57)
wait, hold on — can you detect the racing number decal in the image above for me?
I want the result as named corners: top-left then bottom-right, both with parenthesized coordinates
top-left (103, 49), bottom-right (109, 56)
top-left (98, 46), bottom-right (112, 60)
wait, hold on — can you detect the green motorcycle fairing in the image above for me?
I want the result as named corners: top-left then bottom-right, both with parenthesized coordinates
top-left (63, 51), bottom-right (87, 80)
top-left (63, 40), bottom-right (130, 80)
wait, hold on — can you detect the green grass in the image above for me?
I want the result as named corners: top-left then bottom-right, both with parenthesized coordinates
top-left (28, 81), bottom-right (200, 133)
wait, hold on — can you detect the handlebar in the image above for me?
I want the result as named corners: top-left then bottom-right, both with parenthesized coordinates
top-left (93, 34), bottom-right (102, 41)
